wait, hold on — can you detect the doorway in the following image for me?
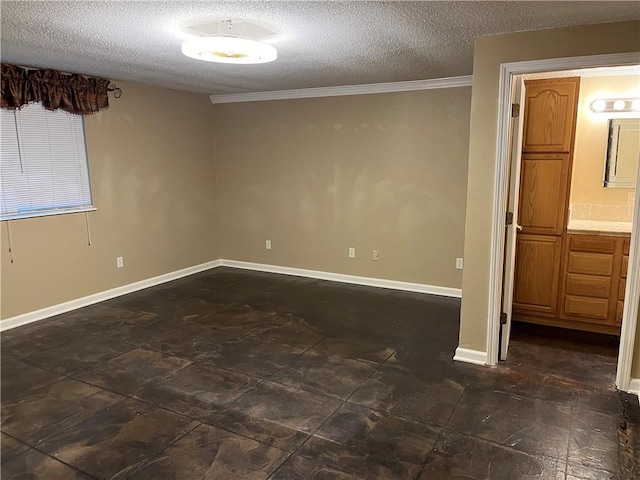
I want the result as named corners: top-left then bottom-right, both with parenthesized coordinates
top-left (486, 53), bottom-right (640, 393)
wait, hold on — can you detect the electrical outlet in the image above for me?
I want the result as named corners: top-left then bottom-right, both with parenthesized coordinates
top-left (265, 240), bottom-right (272, 250)
top-left (116, 256), bottom-right (124, 268)
top-left (349, 247), bottom-right (355, 258)
top-left (456, 257), bottom-right (464, 270)
top-left (372, 250), bottom-right (379, 261)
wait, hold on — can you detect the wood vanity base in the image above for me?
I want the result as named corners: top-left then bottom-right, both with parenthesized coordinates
top-left (513, 233), bottom-right (629, 336)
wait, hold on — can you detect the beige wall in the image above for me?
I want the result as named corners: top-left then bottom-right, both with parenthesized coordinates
top-left (214, 89), bottom-right (471, 288)
top-left (1, 82), bottom-right (219, 319)
top-left (459, 21), bottom-right (640, 362)
top-left (570, 75), bottom-right (638, 224)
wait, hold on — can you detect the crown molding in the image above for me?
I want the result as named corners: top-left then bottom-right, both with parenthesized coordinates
top-left (209, 75), bottom-right (473, 104)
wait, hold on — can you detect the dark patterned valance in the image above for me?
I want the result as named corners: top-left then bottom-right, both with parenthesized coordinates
top-left (1, 64), bottom-right (120, 115)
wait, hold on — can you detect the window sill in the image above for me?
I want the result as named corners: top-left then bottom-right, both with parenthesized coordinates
top-left (1, 206), bottom-right (97, 222)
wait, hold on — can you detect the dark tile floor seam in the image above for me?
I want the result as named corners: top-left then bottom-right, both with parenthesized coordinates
top-left (439, 425), bottom-right (571, 465)
top-left (117, 419), bottom-right (202, 480)
top-left (265, 454), bottom-right (368, 480)
top-left (413, 428), bottom-right (446, 480)
top-left (65, 355), bottom-right (312, 460)
top-left (306, 343), bottom-right (398, 368)
top-left (341, 359), bottom-right (387, 405)
top-left (99, 305), bottom-right (165, 318)
top-left (4, 385), bottom-right (200, 455)
top-left (1, 363), bottom-right (87, 405)
top-left (184, 315), bottom-right (286, 338)
top-left (4, 432), bottom-right (99, 479)
top-left (477, 386), bottom-right (584, 411)
top-left (25, 390), bottom-right (210, 477)
top-left (50, 333), bottom-right (274, 396)
top-left (117, 330), bottom-right (321, 381)
top-left (259, 335), bottom-right (329, 382)
top-left (220, 303), bottom-right (289, 317)
top-left (248, 330), bottom-right (325, 352)
top-left (116, 326), bottom-right (251, 356)
top-left (61, 361), bottom-right (197, 408)
top-left (195, 417), bottom-right (298, 456)
top-left (5, 331), bottom-right (101, 360)
top-left (563, 396), bottom-right (577, 478)
top-left (255, 338), bottom-right (389, 405)
top-left (412, 374), bottom-right (469, 479)
top-left (273, 399), bottom-right (350, 478)
top-left (266, 357), bottom-right (393, 479)
top-left (0, 429), bottom-right (35, 450)
top-left (263, 453), bottom-right (298, 480)
top-left (21, 442), bottom-right (100, 480)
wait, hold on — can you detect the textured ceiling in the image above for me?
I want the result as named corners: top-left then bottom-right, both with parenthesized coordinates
top-left (1, 1), bottom-right (639, 95)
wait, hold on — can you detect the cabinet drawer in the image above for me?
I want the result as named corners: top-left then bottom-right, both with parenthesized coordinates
top-left (565, 295), bottom-right (609, 320)
top-left (616, 301), bottom-right (624, 324)
top-left (619, 278), bottom-right (626, 300)
top-left (621, 255), bottom-right (629, 278)
top-left (623, 238), bottom-right (630, 255)
top-left (568, 252), bottom-right (613, 276)
top-left (569, 235), bottom-right (615, 254)
top-left (566, 274), bottom-right (611, 298)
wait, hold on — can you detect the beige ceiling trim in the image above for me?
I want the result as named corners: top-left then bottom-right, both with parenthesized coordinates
top-left (209, 75), bottom-right (473, 104)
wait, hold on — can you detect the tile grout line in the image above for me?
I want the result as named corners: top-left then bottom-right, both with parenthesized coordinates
top-left (263, 334), bottom-right (385, 476)
top-left (413, 384), bottom-right (467, 480)
top-left (23, 443), bottom-right (99, 479)
top-left (272, 347), bottom-right (393, 480)
top-left (119, 421), bottom-right (202, 480)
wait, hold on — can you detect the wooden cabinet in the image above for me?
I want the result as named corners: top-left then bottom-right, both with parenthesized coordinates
top-left (560, 234), bottom-right (628, 330)
top-left (513, 78), bottom-right (579, 321)
top-left (617, 238), bottom-right (631, 325)
top-left (510, 75), bottom-right (628, 336)
top-left (518, 153), bottom-right (570, 235)
top-left (513, 234), bottom-right (563, 315)
top-left (522, 78), bottom-right (580, 153)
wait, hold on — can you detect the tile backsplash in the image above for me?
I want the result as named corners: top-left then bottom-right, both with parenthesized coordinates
top-left (568, 196), bottom-right (635, 232)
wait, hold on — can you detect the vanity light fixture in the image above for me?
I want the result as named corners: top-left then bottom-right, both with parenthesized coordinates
top-left (590, 98), bottom-right (640, 114)
top-left (181, 36), bottom-right (277, 64)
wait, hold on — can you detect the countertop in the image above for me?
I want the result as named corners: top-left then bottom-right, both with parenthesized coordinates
top-left (566, 220), bottom-right (632, 235)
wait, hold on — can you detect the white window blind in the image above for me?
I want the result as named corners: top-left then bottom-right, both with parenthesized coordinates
top-left (1, 103), bottom-right (94, 221)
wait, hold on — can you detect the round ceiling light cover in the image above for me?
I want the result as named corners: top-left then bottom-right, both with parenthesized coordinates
top-left (181, 36), bottom-right (277, 64)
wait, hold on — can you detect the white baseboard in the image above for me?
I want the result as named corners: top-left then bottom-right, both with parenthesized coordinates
top-left (1, 258), bottom-right (461, 332)
top-left (0, 260), bottom-right (222, 332)
top-left (453, 347), bottom-right (487, 366)
top-left (219, 259), bottom-right (462, 298)
top-left (629, 378), bottom-right (640, 405)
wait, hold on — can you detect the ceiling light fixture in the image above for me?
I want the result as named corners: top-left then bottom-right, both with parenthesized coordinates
top-left (590, 98), bottom-right (640, 114)
top-left (181, 36), bottom-right (277, 64)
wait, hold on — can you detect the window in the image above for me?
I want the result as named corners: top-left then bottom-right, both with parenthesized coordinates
top-left (1, 103), bottom-right (94, 221)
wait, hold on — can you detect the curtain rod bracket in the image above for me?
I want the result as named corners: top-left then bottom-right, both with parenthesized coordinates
top-left (108, 84), bottom-right (122, 98)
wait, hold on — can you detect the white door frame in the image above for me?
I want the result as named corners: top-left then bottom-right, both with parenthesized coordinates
top-left (486, 52), bottom-right (640, 392)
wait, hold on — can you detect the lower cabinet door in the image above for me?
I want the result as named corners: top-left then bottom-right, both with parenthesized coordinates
top-left (513, 234), bottom-right (563, 315)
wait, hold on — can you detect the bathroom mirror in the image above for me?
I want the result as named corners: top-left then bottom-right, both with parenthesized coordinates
top-left (604, 118), bottom-right (640, 188)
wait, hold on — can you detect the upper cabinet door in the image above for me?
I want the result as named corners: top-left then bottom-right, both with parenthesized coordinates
top-left (522, 78), bottom-right (580, 153)
top-left (518, 153), bottom-right (570, 235)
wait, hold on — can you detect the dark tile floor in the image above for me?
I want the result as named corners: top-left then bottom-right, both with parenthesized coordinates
top-left (1, 267), bottom-right (638, 479)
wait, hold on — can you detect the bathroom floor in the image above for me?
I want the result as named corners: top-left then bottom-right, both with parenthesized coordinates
top-left (1, 267), bottom-right (638, 479)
